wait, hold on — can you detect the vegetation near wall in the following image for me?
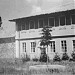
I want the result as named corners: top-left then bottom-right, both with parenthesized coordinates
top-left (0, 37), bottom-right (15, 58)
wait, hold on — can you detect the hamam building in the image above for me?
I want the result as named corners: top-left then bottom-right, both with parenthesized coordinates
top-left (10, 9), bottom-right (75, 59)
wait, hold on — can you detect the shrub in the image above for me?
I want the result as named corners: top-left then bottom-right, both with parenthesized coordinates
top-left (53, 53), bottom-right (61, 62)
top-left (39, 54), bottom-right (49, 62)
top-left (62, 52), bottom-right (69, 61)
top-left (21, 54), bottom-right (30, 63)
top-left (70, 51), bottom-right (75, 61)
top-left (14, 58), bottom-right (22, 64)
top-left (33, 58), bottom-right (38, 62)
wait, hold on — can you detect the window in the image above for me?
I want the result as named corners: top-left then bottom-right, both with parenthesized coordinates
top-left (73, 40), bottom-right (75, 51)
top-left (30, 20), bottom-right (35, 29)
top-left (49, 18), bottom-right (54, 27)
top-left (26, 21), bottom-right (29, 30)
top-left (18, 23), bottom-right (21, 31)
top-left (50, 41), bottom-right (55, 52)
top-left (17, 21), bottom-right (21, 31)
top-left (71, 15), bottom-right (75, 24)
top-left (35, 19), bottom-right (38, 29)
top-left (60, 16), bottom-right (65, 26)
top-left (61, 40), bottom-right (67, 52)
top-left (23, 43), bottom-right (26, 52)
top-left (39, 19), bottom-right (43, 28)
top-left (44, 18), bottom-right (48, 27)
top-left (22, 23), bottom-right (26, 30)
top-left (66, 15), bottom-right (71, 25)
top-left (55, 17), bottom-right (59, 27)
top-left (31, 42), bottom-right (36, 52)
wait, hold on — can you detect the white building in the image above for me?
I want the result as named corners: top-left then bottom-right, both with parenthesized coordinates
top-left (10, 3), bottom-right (75, 59)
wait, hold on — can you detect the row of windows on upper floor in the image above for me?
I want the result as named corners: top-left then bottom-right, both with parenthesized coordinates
top-left (18, 14), bottom-right (75, 31)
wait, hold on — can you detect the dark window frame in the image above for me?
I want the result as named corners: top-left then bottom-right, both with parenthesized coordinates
top-left (22, 23), bottom-right (26, 30)
top-left (25, 21), bottom-right (29, 30)
top-left (35, 19), bottom-right (38, 29)
top-left (60, 16), bottom-right (65, 26)
top-left (29, 20), bottom-right (35, 29)
top-left (66, 15), bottom-right (71, 25)
top-left (71, 14), bottom-right (75, 24)
top-left (48, 17), bottom-right (55, 27)
top-left (18, 23), bottom-right (21, 31)
top-left (55, 17), bottom-right (59, 27)
top-left (38, 19), bottom-right (44, 28)
top-left (44, 18), bottom-right (48, 27)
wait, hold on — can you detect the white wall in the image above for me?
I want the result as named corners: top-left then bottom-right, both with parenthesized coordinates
top-left (17, 25), bottom-right (75, 39)
top-left (16, 25), bottom-right (75, 59)
top-left (18, 37), bottom-right (75, 59)
top-left (20, 39), bottom-right (41, 59)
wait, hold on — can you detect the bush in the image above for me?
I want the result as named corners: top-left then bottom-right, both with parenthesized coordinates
top-left (14, 58), bottom-right (22, 64)
top-left (70, 51), bottom-right (75, 61)
top-left (33, 58), bottom-right (38, 62)
top-left (39, 54), bottom-right (49, 62)
top-left (62, 52), bottom-right (69, 61)
top-left (53, 53), bottom-right (61, 62)
top-left (21, 54), bottom-right (30, 63)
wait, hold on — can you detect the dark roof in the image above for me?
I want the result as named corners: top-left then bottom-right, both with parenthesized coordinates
top-left (9, 9), bottom-right (75, 22)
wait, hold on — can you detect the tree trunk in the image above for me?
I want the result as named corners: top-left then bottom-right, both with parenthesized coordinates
top-left (47, 45), bottom-right (48, 64)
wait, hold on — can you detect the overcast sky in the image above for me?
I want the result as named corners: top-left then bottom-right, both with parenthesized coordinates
top-left (0, 0), bottom-right (74, 21)
top-left (0, 0), bottom-right (64, 21)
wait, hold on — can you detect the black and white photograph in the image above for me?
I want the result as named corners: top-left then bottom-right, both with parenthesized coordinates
top-left (0, 0), bottom-right (75, 75)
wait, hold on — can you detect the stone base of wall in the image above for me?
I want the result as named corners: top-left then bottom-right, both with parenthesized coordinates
top-left (0, 42), bottom-right (15, 58)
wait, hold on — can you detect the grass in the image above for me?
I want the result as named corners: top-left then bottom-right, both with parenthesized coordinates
top-left (0, 58), bottom-right (75, 75)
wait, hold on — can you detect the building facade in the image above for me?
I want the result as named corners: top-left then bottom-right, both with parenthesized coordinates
top-left (10, 9), bottom-right (75, 60)
top-left (0, 37), bottom-right (15, 58)
top-left (0, 19), bottom-right (15, 58)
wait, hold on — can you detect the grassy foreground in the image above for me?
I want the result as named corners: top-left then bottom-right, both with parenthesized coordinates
top-left (0, 58), bottom-right (75, 75)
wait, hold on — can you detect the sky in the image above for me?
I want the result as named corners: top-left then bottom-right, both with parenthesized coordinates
top-left (0, 0), bottom-right (74, 21)
top-left (0, 0), bottom-right (63, 21)
top-left (0, 0), bottom-right (74, 37)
